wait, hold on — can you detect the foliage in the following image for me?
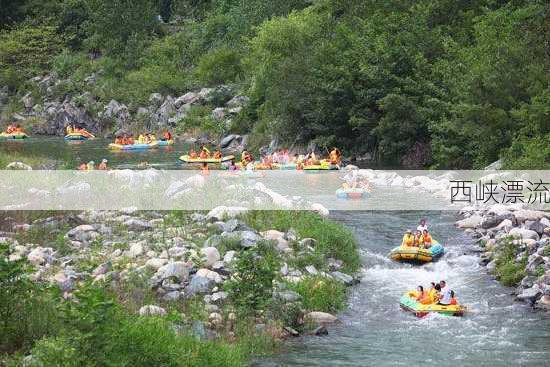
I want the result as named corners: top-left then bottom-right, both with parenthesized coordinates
top-left (0, 243), bottom-right (60, 354)
top-left (289, 276), bottom-right (346, 314)
top-left (225, 241), bottom-right (281, 315)
top-left (244, 211), bottom-right (360, 273)
top-left (195, 47), bottom-right (243, 86)
top-left (0, 24), bottom-right (63, 89)
top-left (493, 239), bottom-right (527, 287)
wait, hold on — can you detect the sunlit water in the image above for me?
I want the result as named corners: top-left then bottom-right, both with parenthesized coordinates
top-left (256, 211), bottom-right (550, 367)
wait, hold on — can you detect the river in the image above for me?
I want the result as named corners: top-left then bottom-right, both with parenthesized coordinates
top-left (2, 138), bottom-right (550, 365)
top-left (257, 211), bottom-right (550, 367)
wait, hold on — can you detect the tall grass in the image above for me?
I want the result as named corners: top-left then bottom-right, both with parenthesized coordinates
top-left (244, 211), bottom-right (360, 273)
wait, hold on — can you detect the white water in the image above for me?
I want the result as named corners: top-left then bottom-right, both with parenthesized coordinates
top-left (257, 211), bottom-right (550, 366)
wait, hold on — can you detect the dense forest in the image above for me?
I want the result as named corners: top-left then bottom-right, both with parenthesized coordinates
top-left (0, 0), bottom-right (548, 168)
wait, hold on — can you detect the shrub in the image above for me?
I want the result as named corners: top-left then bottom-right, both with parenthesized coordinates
top-left (0, 243), bottom-right (60, 354)
top-left (25, 336), bottom-right (82, 367)
top-left (289, 276), bottom-right (346, 314)
top-left (493, 240), bottom-right (527, 286)
top-left (195, 47), bottom-right (243, 86)
top-left (225, 241), bottom-right (281, 315)
top-left (244, 211), bottom-right (360, 273)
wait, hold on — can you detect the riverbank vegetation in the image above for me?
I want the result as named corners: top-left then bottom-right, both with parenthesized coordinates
top-left (0, 0), bottom-right (548, 169)
top-left (0, 209), bottom-right (360, 365)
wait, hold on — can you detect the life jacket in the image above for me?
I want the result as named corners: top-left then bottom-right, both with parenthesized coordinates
top-left (422, 233), bottom-right (432, 244)
top-left (66, 126), bottom-right (73, 134)
top-left (189, 151), bottom-right (197, 159)
top-left (213, 151), bottom-right (222, 159)
top-left (402, 234), bottom-right (414, 246)
top-left (450, 298), bottom-right (457, 305)
top-left (163, 131), bottom-right (171, 140)
top-left (199, 151), bottom-right (208, 159)
top-left (414, 234), bottom-right (423, 246)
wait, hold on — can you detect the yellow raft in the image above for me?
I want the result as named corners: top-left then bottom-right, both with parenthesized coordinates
top-left (400, 291), bottom-right (465, 317)
top-left (0, 132), bottom-right (28, 139)
top-left (303, 160), bottom-right (339, 171)
top-left (179, 155), bottom-right (234, 163)
top-left (389, 241), bottom-right (444, 263)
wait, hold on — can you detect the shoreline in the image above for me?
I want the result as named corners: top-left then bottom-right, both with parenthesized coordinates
top-left (456, 205), bottom-right (550, 311)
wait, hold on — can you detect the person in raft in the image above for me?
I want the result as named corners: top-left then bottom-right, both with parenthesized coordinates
top-left (162, 130), bottom-right (172, 141)
top-left (437, 280), bottom-right (453, 306)
top-left (420, 229), bottom-right (433, 248)
top-left (329, 147), bottom-right (342, 165)
top-left (98, 159), bottom-right (108, 170)
top-left (401, 230), bottom-right (415, 246)
top-left (417, 219), bottom-right (428, 232)
top-left (199, 146), bottom-right (210, 159)
top-left (201, 162), bottom-right (209, 175)
top-left (212, 149), bottom-right (222, 159)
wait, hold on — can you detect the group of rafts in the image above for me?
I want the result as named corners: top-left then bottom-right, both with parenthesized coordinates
top-left (391, 220), bottom-right (466, 318)
top-left (179, 147), bottom-right (342, 171)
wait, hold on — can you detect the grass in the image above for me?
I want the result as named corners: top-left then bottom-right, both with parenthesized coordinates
top-left (289, 276), bottom-right (347, 314)
top-left (243, 211), bottom-right (360, 274)
top-left (0, 150), bottom-right (56, 169)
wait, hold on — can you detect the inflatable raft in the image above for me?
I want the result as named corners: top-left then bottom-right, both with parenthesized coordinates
top-left (336, 187), bottom-right (369, 199)
top-left (400, 291), bottom-right (465, 317)
top-left (64, 132), bottom-right (95, 141)
top-left (303, 161), bottom-right (339, 171)
top-left (179, 155), bottom-right (234, 163)
top-left (0, 132), bottom-right (28, 139)
top-left (109, 141), bottom-right (159, 150)
top-left (272, 163), bottom-right (297, 170)
top-left (389, 242), bottom-right (444, 263)
top-left (156, 139), bottom-right (174, 147)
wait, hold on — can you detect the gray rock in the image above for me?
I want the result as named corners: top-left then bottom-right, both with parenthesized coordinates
top-left (456, 215), bottom-right (483, 229)
top-left (191, 320), bottom-right (207, 340)
top-left (6, 161), bottom-right (32, 170)
top-left (211, 291), bottom-right (228, 303)
top-left (223, 219), bottom-right (250, 233)
top-left (305, 311), bottom-right (338, 325)
top-left (275, 290), bottom-right (302, 303)
top-left (124, 218), bottom-right (153, 231)
top-left (186, 275), bottom-right (215, 297)
top-left (152, 261), bottom-right (189, 285)
top-left (191, 213), bottom-right (206, 222)
top-left (305, 265), bottom-right (318, 275)
top-left (175, 92), bottom-right (199, 107)
top-left (509, 227), bottom-right (539, 241)
top-left (201, 247), bottom-right (221, 267)
top-left (222, 230), bottom-right (260, 248)
top-left (284, 326), bottom-right (300, 337)
top-left (517, 286), bottom-right (542, 303)
top-left (313, 325), bottom-right (328, 336)
top-left (226, 95), bottom-right (250, 108)
top-left (526, 220), bottom-right (546, 236)
top-left (330, 271), bottom-right (357, 286)
top-left (139, 305), bottom-right (166, 316)
top-left (211, 107), bottom-right (226, 120)
top-left (204, 234), bottom-right (223, 248)
top-left (162, 291), bottom-right (182, 301)
top-left (149, 93), bottom-right (164, 107)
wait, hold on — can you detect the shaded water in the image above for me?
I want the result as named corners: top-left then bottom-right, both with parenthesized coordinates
top-left (0, 136), bottom-right (192, 169)
top-left (257, 211), bottom-right (550, 366)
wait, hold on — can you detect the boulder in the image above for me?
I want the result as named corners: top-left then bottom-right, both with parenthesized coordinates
top-left (145, 258), bottom-right (168, 270)
top-left (201, 247), bottom-right (221, 268)
top-left (517, 286), bottom-right (542, 303)
top-left (151, 261), bottom-right (189, 285)
top-left (211, 107), bottom-right (226, 120)
top-left (195, 268), bottom-right (223, 283)
top-left (305, 312), bottom-right (338, 325)
top-left (206, 206), bottom-right (249, 221)
top-left (174, 92), bottom-right (199, 107)
top-left (509, 227), bottom-right (539, 241)
top-left (6, 162), bottom-right (32, 170)
top-left (526, 220), bottom-right (547, 236)
top-left (128, 242), bottom-right (144, 258)
top-left (274, 290), bottom-right (302, 303)
top-left (66, 224), bottom-right (98, 243)
top-left (456, 215), bottom-right (483, 229)
top-left (313, 325), bottom-right (328, 336)
top-left (513, 210), bottom-right (547, 223)
top-left (330, 271), bottom-right (357, 286)
top-left (226, 95), bottom-right (250, 108)
top-left (186, 275), bottom-right (215, 296)
top-left (139, 305), bottom-right (167, 316)
top-left (124, 218), bottom-right (152, 231)
top-left (148, 93), bottom-right (164, 107)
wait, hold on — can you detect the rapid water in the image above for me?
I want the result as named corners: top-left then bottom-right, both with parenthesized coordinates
top-left (257, 211), bottom-right (550, 367)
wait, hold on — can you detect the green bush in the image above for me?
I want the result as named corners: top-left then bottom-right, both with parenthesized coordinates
top-left (290, 276), bottom-right (346, 314)
top-left (225, 241), bottom-right (281, 315)
top-left (176, 105), bottom-right (225, 135)
top-left (0, 244), bottom-right (60, 354)
top-left (0, 24), bottom-right (63, 89)
top-left (195, 47), bottom-right (243, 86)
top-left (244, 211), bottom-right (360, 273)
top-left (493, 240), bottom-right (527, 286)
top-left (25, 336), bottom-right (83, 367)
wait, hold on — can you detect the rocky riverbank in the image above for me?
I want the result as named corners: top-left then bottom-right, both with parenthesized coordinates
top-left (456, 205), bottom-right (550, 311)
top-left (0, 208), bottom-right (360, 365)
